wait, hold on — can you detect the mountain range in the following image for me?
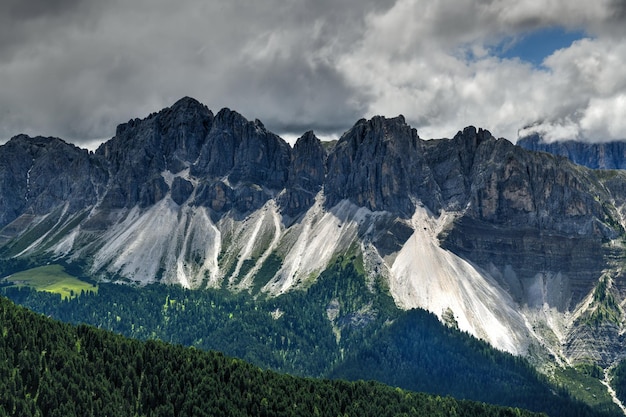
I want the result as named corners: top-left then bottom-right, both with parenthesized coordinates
top-left (2, 96), bottom-right (626, 373)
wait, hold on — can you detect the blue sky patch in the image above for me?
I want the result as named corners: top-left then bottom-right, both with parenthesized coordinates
top-left (496, 26), bottom-right (587, 67)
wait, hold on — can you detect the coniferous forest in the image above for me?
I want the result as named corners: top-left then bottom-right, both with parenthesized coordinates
top-left (0, 295), bottom-right (548, 417)
top-left (1, 258), bottom-right (619, 417)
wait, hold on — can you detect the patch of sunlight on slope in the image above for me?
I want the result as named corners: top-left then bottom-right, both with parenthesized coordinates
top-left (91, 199), bottom-right (220, 288)
top-left (264, 196), bottom-right (369, 295)
top-left (389, 205), bottom-right (532, 355)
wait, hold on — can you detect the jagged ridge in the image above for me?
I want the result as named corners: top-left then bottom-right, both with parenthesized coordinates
top-left (2, 97), bottom-right (626, 367)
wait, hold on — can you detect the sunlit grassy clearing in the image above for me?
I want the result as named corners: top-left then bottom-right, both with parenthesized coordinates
top-left (4, 264), bottom-right (97, 299)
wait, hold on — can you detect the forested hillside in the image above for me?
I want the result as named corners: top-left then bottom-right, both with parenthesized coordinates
top-left (0, 295), bottom-right (547, 417)
top-left (2, 259), bottom-right (619, 416)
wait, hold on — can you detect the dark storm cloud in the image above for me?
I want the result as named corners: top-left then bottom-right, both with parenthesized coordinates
top-left (0, 0), bottom-right (98, 56)
top-left (1, 0), bottom-right (626, 147)
top-left (0, 0), bottom-right (396, 146)
top-left (194, 0), bottom-right (396, 136)
top-left (223, 58), bottom-right (367, 135)
top-left (608, 0), bottom-right (626, 20)
top-left (0, 0), bottom-right (83, 19)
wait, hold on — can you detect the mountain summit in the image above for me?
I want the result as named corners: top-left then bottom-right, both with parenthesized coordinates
top-left (2, 97), bottom-right (626, 367)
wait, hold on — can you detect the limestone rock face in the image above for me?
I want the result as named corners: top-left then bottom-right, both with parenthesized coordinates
top-left (421, 126), bottom-right (493, 211)
top-left (93, 99), bottom-right (292, 216)
top-left (138, 176), bottom-right (169, 208)
top-left (190, 109), bottom-right (291, 189)
top-left (425, 129), bottom-right (619, 311)
top-left (193, 181), bottom-right (233, 213)
top-left (425, 127), bottom-right (612, 233)
top-left (188, 108), bottom-right (292, 213)
top-left (171, 177), bottom-right (194, 206)
top-left (96, 96), bottom-right (213, 209)
top-left (279, 131), bottom-right (327, 217)
top-left (0, 135), bottom-right (106, 228)
top-left (325, 115), bottom-right (440, 217)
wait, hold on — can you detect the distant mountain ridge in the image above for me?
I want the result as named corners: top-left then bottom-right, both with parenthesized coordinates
top-left (518, 133), bottom-right (626, 170)
top-left (3, 97), bottom-right (626, 370)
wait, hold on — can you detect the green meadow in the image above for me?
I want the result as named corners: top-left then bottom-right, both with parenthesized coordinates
top-left (3, 264), bottom-right (97, 299)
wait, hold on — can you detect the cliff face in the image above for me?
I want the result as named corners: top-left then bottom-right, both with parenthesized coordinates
top-left (279, 131), bottom-right (327, 218)
top-left (425, 131), bottom-right (619, 312)
top-left (325, 115), bottom-right (439, 217)
top-left (0, 135), bottom-right (107, 244)
top-left (2, 97), bottom-right (626, 366)
top-left (94, 97), bottom-right (213, 209)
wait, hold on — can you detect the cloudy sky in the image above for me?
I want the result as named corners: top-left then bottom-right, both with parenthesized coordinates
top-left (1, 0), bottom-right (626, 148)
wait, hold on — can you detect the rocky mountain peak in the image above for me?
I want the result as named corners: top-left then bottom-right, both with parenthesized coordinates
top-left (294, 130), bottom-right (318, 147)
top-left (99, 97), bottom-right (213, 164)
top-left (7, 134), bottom-right (78, 152)
top-left (325, 115), bottom-right (436, 216)
top-left (449, 126), bottom-right (495, 173)
top-left (456, 125), bottom-right (492, 142)
top-left (348, 114), bottom-right (417, 146)
top-left (191, 107), bottom-right (291, 190)
top-left (212, 107), bottom-right (247, 131)
top-left (94, 97), bottom-right (214, 209)
top-left (7, 133), bottom-right (31, 142)
top-left (279, 131), bottom-right (327, 218)
top-left (169, 95), bottom-right (207, 112)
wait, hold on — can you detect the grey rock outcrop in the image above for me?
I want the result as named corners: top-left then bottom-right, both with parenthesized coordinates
top-left (425, 129), bottom-right (619, 310)
top-left (96, 96), bottom-right (213, 209)
top-left (139, 176), bottom-right (169, 207)
top-left (190, 109), bottom-right (291, 188)
top-left (193, 181), bottom-right (234, 214)
top-left (94, 98), bottom-right (293, 216)
top-left (428, 129), bottom-right (613, 234)
top-left (279, 131), bottom-right (327, 217)
top-left (0, 135), bottom-right (106, 229)
top-left (325, 115), bottom-right (440, 217)
top-left (189, 108), bottom-right (292, 214)
top-left (171, 177), bottom-right (194, 205)
top-left (423, 126), bottom-right (498, 212)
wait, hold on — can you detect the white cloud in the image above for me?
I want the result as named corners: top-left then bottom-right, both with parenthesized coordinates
top-left (336, 0), bottom-right (626, 141)
top-left (518, 119), bottom-right (583, 143)
top-left (580, 95), bottom-right (626, 140)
